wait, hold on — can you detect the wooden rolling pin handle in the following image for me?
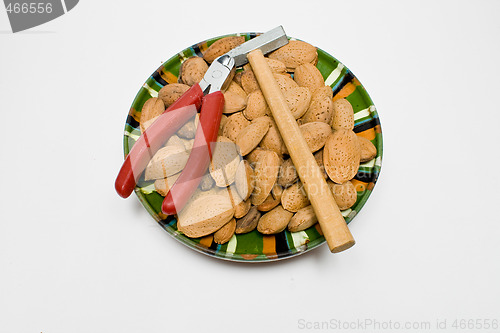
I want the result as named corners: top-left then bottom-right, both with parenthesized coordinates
top-left (247, 49), bottom-right (355, 253)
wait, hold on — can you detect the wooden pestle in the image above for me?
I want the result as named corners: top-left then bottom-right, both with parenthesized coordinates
top-left (247, 49), bottom-right (355, 253)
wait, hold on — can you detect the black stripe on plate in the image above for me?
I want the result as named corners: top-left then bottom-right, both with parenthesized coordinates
top-left (353, 170), bottom-right (375, 183)
top-left (209, 238), bottom-right (218, 252)
top-left (152, 70), bottom-right (168, 87)
top-left (275, 231), bottom-right (290, 258)
top-left (126, 114), bottom-right (140, 129)
top-left (192, 43), bottom-right (204, 57)
top-left (331, 71), bottom-right (355, 97)
top-left (353, 117), bottom-right (381, 133)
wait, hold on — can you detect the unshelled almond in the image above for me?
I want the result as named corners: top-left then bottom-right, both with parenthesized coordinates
top-left (158, 83), bottom-right (190, 107)
top-left (358, 136), bottom-right (377, 162)
top-left (259, 118), bottom-right (287, 156)
top-left (257, 205), bottom-right (294, 234)
top-left (323, 130), bottom-right (361, 184)
top-left (213, 218), bottom-right (236, 244)
top-left (209, 136), bottom-right (240, 187)
top-left (281, 181), bottom-right (310, 212)
top-left (328, 180), bottom-right (358, 210)
top-left (268, 40), bottom-right (318, 72)
top-left (294, 63), bottom-right (325, 92)
top-left (257, 184), bottom-right (283, 212)
top-left (235, 206), bottom-right (261, 234)
top-left (177, 194), bottom-right (235, 238)
top-left (234, 160), bottom-right (255, 201)
top-left (203, 36), bottom-right (245, 63)
top-left (251, 150), bottom-right (280, 205)
top-left (179, 57), bottom-right (208, 86)
top-left (287, 205), bottom-right (318, 232)
top-left (274, 73), bottom-right (299, 92)
top-left (222, 112), bottom-right (250, 142)
top-left (145, 145), bottom-right (189, 180)
top-left (301, 86), bottom-right (334, 124)
top-left (235, 116), bottom-right (271, 156)
top-left (223, 90), bottom-right (247, 114)
top-left (243, 90), bottom-right (270, 120)
top-left (299, 122), bottom-right (332, 153)
top-left (331, 98), bottom-right (354, 130)
top-left (140, 97), bottom-right (165, 133)
top-left (241, 70), bottom-right (260, 94)
top-left (284, 87), bottom-right (312, 119)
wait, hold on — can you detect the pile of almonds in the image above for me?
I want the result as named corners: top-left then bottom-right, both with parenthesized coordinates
top-left (139, 36), bottom-right (377, 244)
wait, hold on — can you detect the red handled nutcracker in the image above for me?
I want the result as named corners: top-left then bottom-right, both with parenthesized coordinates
top-left (115, 26), bottom-right (289, 214)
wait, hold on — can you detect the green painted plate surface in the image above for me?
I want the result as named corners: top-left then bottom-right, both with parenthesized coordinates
top-left (122, 32), bottom-right (383, 262)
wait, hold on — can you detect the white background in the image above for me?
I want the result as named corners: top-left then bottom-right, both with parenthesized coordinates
top-left (1, 1), bottom-right (499, 332)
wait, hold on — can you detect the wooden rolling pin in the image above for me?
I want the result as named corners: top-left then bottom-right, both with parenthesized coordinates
top-left (247, 49), bottom-right (355, 253)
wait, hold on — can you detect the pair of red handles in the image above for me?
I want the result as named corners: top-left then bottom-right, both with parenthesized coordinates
top-left (115, 83), bottom-right (224, 215)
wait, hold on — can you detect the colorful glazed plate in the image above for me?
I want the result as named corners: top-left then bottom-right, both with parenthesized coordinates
top-left (122, 32), bottom-right (383, 262)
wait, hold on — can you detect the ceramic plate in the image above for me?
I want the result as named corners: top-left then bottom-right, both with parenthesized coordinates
top-left (122, 32), bottom-right (383, 262)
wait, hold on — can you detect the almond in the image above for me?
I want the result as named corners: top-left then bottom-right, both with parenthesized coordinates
top-left (251, 150), bottom-right (280, 205)
top-left (246, 147), bottom-right (266, 166)
top-left (331, 98), bottom-right (354, 130)
top-left (154, 172), bottom-right (181, 196)
top-left (235, 206), bottom-right (261, 234)
top-left (235, 116), bottom-right (271, 156)
top-left (234, 160), bottom-right (255, 201)
top-left (358, 136), bottom-right (377, 162)
top-left (223, 90), bottom-right (247, 114)
top-left (233, 72), bottom-right (243, 87)
top-left (243, 90), bottom-right (270, 120)
top-left (177, 114), bottom-right (199, 139)
top-left (257, 184), bottom-right (283, 212)
top-left (145, 145), bottom-right (189, 180)
top-left (274, 73), bottom-right (299, 92)
top-left (328, 180), bottom-right (358, 210)
top-left (301, 86), bottom-right (334, 124)
top-left (140, 98), bottom-right (165, 133)
top-left (314, 150), bottom-right (328, 179)
top-left (209, 136), bottom-right (241, 187)
top-left (281, 181), bottom-right (310, 212)
top-left (218, 114), bottom-right (228, 137)
top-left (158, 83), bottom-right (190, 107)
top-left (257, 205), bottom-right (294, 234)
top-left (241, 70), bottom-right (260, 94)
top-left (200, 173), bottom-right (215, 191)
top-left (226, 80), bottom-right (247, 99)
top-left (222, 112), bottom-right (250, 142)
top-left (234, 199), bottom-right (251, 219)
top-left (323, 130), bottom-right (361, 184)
top-left (284, 87), bottom-right (312, 119)
top-left (177, 194), bottom-right (235, 238)
top-left (179, 56), bottom-right (208, 86)
top-left (268, 40), bottom-right (318, 72)
top-left (299, 122), bottom-right (332, 153)
top-left (213, 218), bottom-right (236, 244)
top-left (203, 36), bottom-right (245, 63)
top-left (266, 58), bottom-right (287, 74)
top-left (277, 158), bottom-right (298, 188)
top-left (294, 63), bottom-right (325, 92)
top-left (259, 118), bottom-right (287, 156)
top-left (288, 205), bottom-right (318, 232)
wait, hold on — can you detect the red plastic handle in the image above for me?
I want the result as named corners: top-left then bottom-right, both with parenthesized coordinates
top-left (115, 84), bottom-right (204, 199)
top-left (161, 91), bottom-right (225, 215)
top-left (115, 105), bottom-right (198, 198)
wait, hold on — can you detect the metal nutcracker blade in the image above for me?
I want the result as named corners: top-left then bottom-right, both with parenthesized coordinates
top-left (226, 26), bottom-right (289, 67)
